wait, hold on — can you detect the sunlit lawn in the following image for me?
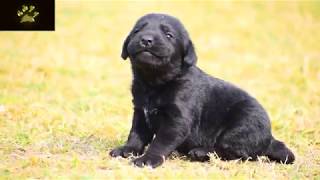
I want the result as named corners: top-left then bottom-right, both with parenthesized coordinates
top-left (0, 1), bottom-right (319, 179)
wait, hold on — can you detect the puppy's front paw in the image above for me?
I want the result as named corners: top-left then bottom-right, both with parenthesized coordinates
top-left (109, 146), bottom-right (143, 158)
top-left (132, 154), bottom-right (164, 168)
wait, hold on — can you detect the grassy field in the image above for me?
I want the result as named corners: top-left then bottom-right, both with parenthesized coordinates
top-left (0, 1), bottom-right (320, 179)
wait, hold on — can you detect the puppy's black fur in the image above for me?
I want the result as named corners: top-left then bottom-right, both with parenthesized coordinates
top-left (110, 13), bottom-right (295, 168)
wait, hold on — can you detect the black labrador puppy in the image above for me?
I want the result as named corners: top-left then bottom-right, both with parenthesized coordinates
top-left (110, 13), bottom-right (295, 168)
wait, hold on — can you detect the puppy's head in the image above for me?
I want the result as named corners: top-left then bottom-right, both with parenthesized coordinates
top-left (121, 13), bottom-right (197, 69)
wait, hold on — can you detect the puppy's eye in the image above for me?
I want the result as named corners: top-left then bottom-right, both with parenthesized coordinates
top-left (165, 32), bottom-right (174, 39)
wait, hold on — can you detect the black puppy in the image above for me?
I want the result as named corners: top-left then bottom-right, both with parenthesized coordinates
top-left (110, 13), bottom-right (295, 168)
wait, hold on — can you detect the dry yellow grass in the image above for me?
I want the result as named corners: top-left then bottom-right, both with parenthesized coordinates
top-left (0, 1), bottom-right (319, 179)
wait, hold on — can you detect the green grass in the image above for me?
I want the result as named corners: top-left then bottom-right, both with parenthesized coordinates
top-left (0, 1), bottom-right (320, 179)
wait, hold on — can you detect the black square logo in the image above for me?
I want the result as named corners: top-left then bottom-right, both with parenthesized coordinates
top-left (0, 0), bottom-right (55, 31)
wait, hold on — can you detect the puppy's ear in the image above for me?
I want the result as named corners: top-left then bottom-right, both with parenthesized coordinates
top-left (121, 35), bottom-right (130, 60)
top-left (183, 40), bottom-right (197, 67)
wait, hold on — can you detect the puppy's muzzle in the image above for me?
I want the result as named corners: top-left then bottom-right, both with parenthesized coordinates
top-left (140, 35), bottom-right (154, 48)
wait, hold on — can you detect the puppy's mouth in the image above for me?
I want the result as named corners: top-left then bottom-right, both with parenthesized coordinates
top-left (134, 49), bottom-right (168, 59)
top-left (139, 51), bottom-right (155, 57)
top-left (131, 49), bottom-right (170, 67)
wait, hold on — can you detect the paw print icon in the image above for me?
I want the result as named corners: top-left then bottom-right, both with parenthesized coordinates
top-left (17, 5), bottom-right (39, 23)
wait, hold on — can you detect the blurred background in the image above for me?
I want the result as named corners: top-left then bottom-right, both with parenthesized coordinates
top-left (0, 1), bottom-right (319, 179)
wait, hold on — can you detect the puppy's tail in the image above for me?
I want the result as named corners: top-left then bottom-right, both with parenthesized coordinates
top-left (265, 138), bottom-right (295, 164)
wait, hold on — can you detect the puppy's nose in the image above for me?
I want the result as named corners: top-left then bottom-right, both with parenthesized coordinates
top-left (140, 35), bottom-right (154, 48)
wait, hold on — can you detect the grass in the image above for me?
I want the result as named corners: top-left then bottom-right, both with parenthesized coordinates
top-left (0, 0), bottom-right (320, 179)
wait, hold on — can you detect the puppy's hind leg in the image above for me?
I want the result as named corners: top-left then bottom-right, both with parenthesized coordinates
top-left (187, 147), bottom-right (212, 162)
top-left (213, 99), bottom-right (272, 161)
